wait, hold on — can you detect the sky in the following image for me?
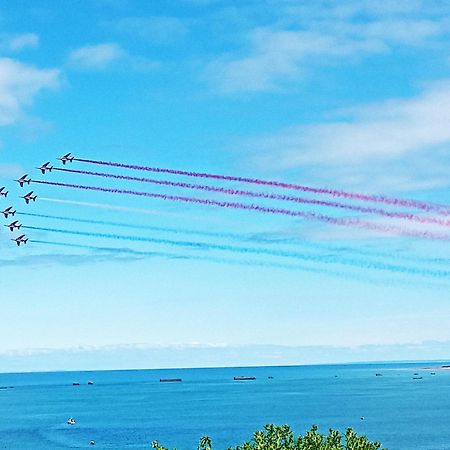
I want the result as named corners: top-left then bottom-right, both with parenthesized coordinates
top-left (0, 0), bottom-right (450, 372)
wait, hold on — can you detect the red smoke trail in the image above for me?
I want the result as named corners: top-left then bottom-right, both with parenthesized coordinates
top-left (31, 179), bottom-right (450, 241)
top-left (56, 167), bottom-right (450, 227)
top-left (73, 158), bottom-right (450, 215)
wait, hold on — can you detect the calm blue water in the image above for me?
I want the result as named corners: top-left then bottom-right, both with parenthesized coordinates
top-left (0, 363), bottom-right (449, 449)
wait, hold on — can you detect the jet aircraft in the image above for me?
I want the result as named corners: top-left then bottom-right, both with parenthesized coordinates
top-left (1, 206), bottom-right (16, 218)
top-left (5, 221), bottom-right (21, 232)
top-left (21, 191), bottom-right (37, 204)
top-left (37, 162), bottom-right (53, 174)
top-left (58, 153), bottom-right (74, 165)
top-left (0, 187), bottom-right (8, 197)
top-left (16, 174), bottom-right (31, 187)
top-left (12, 235), bottom-right (28, 246)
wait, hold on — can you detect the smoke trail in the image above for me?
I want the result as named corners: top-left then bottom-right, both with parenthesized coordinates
top-left (38, 197), bottom-right (182, 218)
top-left (32, 180), bottom-right (450, 241)
top-left (54, 167), bottom-right (450, 228)
top-left (28, 239), bottom-right (345, 278)
top-left (73, 158), bottom-right (450, 215)
top-left (23, 226), bottom-right (450, 278)
top-left (18, 210), bottom-right (450, 267)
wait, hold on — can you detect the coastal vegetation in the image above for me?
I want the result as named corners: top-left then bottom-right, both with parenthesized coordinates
top-left (152, 424), bottom-right (384, 450)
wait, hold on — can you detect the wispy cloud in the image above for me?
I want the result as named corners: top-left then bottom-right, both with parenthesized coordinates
top-left (2, 340), bottom-right (450, 372)
top-left (68, 43), bottom-right (125, 69)
top-left (244, 81), bottom-right (450, 193)
top-left (0, 57), bottom-right (60, 126)
top-left (67, 42), bottom-right (159, 71)
top-left (205, 2), bottom-right (450, 93)
top-left (0, 33), bottom-right (39, 52)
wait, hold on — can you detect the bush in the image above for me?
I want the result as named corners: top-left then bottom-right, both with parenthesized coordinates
top-left (151, 424), bottom-right (385, 450)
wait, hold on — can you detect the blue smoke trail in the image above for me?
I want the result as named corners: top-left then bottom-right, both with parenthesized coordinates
top-left (23, 226), bottom-right (450, 279)
top-left (18, 211), bottom-right (450, 267)
top-left (29, 239), bottom-right (345, 279)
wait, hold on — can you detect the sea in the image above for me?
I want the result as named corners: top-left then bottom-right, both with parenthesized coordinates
top-left (0, 362), bottom-right (449, 449)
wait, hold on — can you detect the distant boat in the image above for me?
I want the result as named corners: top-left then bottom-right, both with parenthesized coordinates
top-left (89, 440), bottom-right (96, 446)
top-left (67, 417), bottom-right (76, 425)
top-left (431, 372), bottom-right (436, 375)
top-left (268, 376), bottom-right (274, 379)
top-left (87, 381), bottom-right (94, 385)
top-left (375, 373), bottom-right (383, 377)
top-left (72, 382), bottom-right (80, 386)
top-left (413, 376), bottom-right (423, 380)
top-left (159, 378), bottom-right (182, 383)
top-left (233, 376), bottom-right (256, 381)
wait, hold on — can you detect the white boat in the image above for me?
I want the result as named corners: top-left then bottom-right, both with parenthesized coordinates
top-left (67, 417), bottom-right (76, 425)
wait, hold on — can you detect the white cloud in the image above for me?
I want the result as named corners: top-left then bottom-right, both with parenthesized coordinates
top-left (0, 33), bottom-right (39, 51)
top-left (68, 43), bottom-right (125, 69)
top-left (67, 42), bottom-right (159, 71)
top-left (244, 81), bottom-right (450, 193)
top-left (0, 58), bottom-right (60, 126)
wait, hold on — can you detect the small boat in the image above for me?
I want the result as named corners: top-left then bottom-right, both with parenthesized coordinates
top-left (413, 376), bottom-right (423, 380)
top-left (268, 376), bottom-right (274, 379)
top-left (159, 378), bottom-right (182, 383)
top-left (375, 373), bottom-right (383, 377)
top-left (89, 440), bottom-right (96, 446)
top-left (431, 372), bottom-right (436, 375)
top-left (67, 417), bottom-right (76, 425)
top-left (87, 381), bottom-right (94, 385)
top-left (233, 376), bottom-right (256, 381)
top-left (72, 382), bottom-right (80, 386)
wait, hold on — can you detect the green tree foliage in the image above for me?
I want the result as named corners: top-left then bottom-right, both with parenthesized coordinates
top-left (151, 424), bottom-right (385, 450)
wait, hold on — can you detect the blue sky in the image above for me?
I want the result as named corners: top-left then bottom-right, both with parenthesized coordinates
top-left (0, 0), bottom-right (450, 371)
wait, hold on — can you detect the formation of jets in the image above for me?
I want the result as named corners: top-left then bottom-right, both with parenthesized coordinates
top-left (21, 191), bottom-right (37, 204)
top-left (1, 153), bottom-right (76, 247)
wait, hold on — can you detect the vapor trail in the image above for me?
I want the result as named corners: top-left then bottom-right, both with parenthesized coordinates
top-left (23, 226), bottom-right (450, 278)
top-left (54, 167), bottom-right (450, 227)
top-left (32, 180), bottom-right (450, 241)
top-left (73, 158), bottom-right (450, 215)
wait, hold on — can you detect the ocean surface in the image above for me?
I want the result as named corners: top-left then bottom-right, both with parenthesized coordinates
top-left (0, 363), bottom-right (449, 449)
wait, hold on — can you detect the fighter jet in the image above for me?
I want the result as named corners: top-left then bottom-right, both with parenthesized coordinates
top-left (58, 153), bottom-right (74, 165)
top-left (12, 235), bottom-right (28, 246)
top-left (16, 174), bottom-right (31, 187)
top-left (21, 191), bottom-right (37, 204)
top-left (1, 206), bottom-right (16, 218)
top-left (0, 187), bottom-right (8, 197)
top-left (5, 221), bottom-right (21, 232)
top-left (37, 162), bottom-right (53, 174)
